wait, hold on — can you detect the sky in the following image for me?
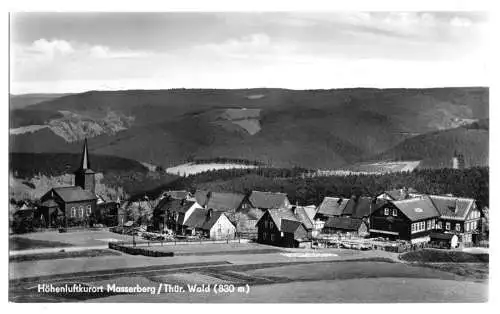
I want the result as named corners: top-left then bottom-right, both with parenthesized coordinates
top-left (9, 12), bottom-right (490, 94)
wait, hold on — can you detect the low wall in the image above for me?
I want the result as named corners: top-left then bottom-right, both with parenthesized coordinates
top-left (108, 242), bottom-right (174, 257)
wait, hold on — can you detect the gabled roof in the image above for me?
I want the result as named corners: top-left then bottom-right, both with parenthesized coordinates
top-left (292, 206), bottom-right (314, 230)
top-left (428, 195), bottom-right (475, 220)
top-left (324, 216), bottom-right (364, 231)
top-left (156, 198), bottom-right (195, 214)
top-left (206, 192), bottom-right (246, 212)
top-left (302, 205), bottom-right (317, 221)
top-left (51, 186), bottom-right (97, 203)
top-left (281, 219), bottom-right (303, 233)
top-left (194, 190), bottom-right (210, 207)
top-left (316, 197), bottom-right (349, 216)
top-left (264, 207), bottom-right (313, 232)
top-left (392, 197), bottom-right (440, 221)
top-left (164, 190), bottom-right (190, 200)
top-left (201, 212), bottom-right (233, 230)
top-left (248, 191), bottom-right (289, 209)
top-left (267, 207), bottom-right (299, 232)
top-left (342, 197), bottom-right (379, 218)
top-left (184, 208), bottom-right (209, 228)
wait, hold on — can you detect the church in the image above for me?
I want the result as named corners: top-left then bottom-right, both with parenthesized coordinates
top-left (39, 139), bottom-right (98, 228)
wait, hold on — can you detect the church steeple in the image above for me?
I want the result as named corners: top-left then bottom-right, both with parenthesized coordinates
top-left (79, 138), bottom-right (91, 170)
top-left (74, 138), bottom-right (96, 193)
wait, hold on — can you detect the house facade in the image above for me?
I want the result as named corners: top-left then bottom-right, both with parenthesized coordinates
top-left (428, 195), bottom-right (482, 244)
top-left (256, 207), bottom-right (312, 247)
top-left (370, 197), bottom-right (440, 243)
top-left (183, 208), bottom-right (236, 239)
top-left (323, 216), bottom-right (369, 238)
top-left (153, 197), bottom-right (201, 234)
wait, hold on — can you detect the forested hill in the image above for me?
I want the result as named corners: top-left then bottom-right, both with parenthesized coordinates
top-left (10, 87), bottom-right (488, 169)
top-left (139, 167), bottom-right (489, 209)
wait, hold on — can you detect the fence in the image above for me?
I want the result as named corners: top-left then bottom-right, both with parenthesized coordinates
top-left (113, 236), bottom-right (249, 248)
top-left (313, 236), bottom-right (489, 253)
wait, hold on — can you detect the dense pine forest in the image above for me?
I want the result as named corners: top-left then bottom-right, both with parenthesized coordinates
top-left (141, 167), bottom-right (489, 208)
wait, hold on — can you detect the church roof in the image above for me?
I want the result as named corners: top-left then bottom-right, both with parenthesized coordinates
top-left (52, 186), bottom-right (97, 203)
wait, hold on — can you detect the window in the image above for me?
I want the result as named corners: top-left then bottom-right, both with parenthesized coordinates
top-left (384, 208), bottom-right (389, 216)
top-left (465, 223), bottom-right (470, 232)
top-left (426, 220), bottom-right (431, 230)
top-left (270, 233), bottom-right (275, 242)
top-left (264, 220), bottom-right (268, 228)
top-left (263, 232), bottom-right (267, 240)
top-left (71, 207), bottom-right (76, 218)
top-left (79, 206), bottom-right (84, 218)
top-left (436, 221), bottom-right (442, 229)
top-left (86, 205), bottom-right (92, 216)
top-left (455, 224), bottom-right (461, 232)
top-left (446, 222), bottom-right (451, 231)
top-left (431, 219), bottom-right (436, 229)
top-left (392, 209), bottom-right (398, 217)
top-left (270, 221), bottom-right (274, 229)
top-left (411, 223), bottom-right (415, 233)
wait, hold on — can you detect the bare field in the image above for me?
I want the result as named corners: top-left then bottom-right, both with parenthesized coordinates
top-left (166, 162), bottom-right (258, 176)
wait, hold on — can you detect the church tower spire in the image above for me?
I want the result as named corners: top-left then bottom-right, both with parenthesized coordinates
top-left (74, 138), bottom-right (96, 193)
top-left (80, 138), bottom-right (91, 170)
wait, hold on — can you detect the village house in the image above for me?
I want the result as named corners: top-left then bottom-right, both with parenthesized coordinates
top-left (193, 190), bottom-right (261, 236)
top-left (256, 207), bottom-right (314, 248)
top-left (38, 139), bottom-right (98, 227)
top-left (153, 197), bottom-right (201, 234)
top-left (427, 195), bottom-right (483, 245)
top-left (183, 208), bottom-right (236, 240)
top-left (314, 197), bottom-right (349, 221)
top-left (248, 190), bottom-right (291, 211)
top-left (322, 216), bottom-right (369, 238)
top-left (205, 191), bottom-right (250, 213)
top-left (370, 197), bottom-right (441, 244)
top-left (314, 195), bottom-right (382, 238)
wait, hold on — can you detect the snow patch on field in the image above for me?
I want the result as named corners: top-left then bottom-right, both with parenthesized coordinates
top-left (246, 94), bottom-right (265, 100)
top-left (166, 163), bottom-right (258, 177)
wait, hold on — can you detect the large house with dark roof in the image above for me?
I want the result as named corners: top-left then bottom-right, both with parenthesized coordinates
top-left (428, 195), bottom-right (482, 244)
top-left (39, 139), bottom-right (98, 227)
top-left (370, 197), bottom-right (442, 243)
top-left (256, 207), bottom-right (314, 247)
top-left (371, 193), bottom-right (483, 245)
top-left (314, 195), bottom-right (383, 238)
